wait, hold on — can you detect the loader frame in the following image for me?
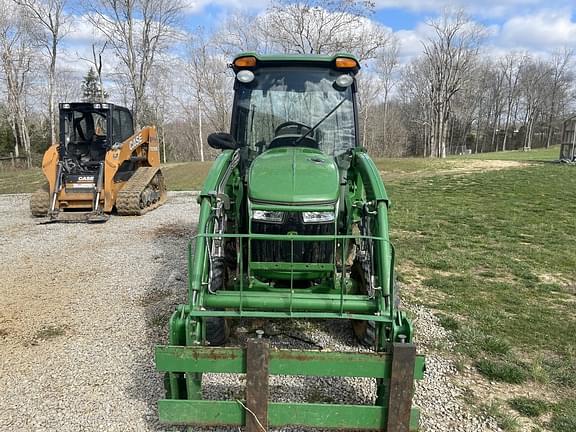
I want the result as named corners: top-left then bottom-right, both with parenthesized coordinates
top-left (157, 147), bottom-right (424, 430)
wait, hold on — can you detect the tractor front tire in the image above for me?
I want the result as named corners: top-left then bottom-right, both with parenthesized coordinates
top-left (30, 184), bottom-right (50, 217)
top-left (205, 317), bottom-right (229, 346)
top-left (352, 320), bottom-right (377, 348)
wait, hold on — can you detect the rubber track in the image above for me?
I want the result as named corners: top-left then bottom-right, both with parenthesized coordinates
top-left (116, 167), bottom-right (167, 216)
top-left (30, 184), bottom-right (50, 217)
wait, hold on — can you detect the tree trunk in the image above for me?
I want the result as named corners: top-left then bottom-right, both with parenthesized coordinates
top-left (49, 35), bottom-right (57, 145)
top-left (161, 125), bottom-right (167, 164)
top-left (198, 106), bottom-right (204, 162)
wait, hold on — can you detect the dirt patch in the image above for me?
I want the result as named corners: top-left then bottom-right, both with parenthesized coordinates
top-left (538, 272), bottom-right (576, 294)
top-left (434, 160), bottom-right (530, 177)
top-left (383, 159), bottom-right (530, 181)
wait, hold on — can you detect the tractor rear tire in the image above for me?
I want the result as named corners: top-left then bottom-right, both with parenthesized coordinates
top-left (205, 317), bottom-right (229, 346)
top-left (30, 184), bottom-right (50, 217)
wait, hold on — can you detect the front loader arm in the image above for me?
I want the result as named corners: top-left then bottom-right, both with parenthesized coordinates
top-left (41, 145), bottom-right (60, 194)
top-left (190, 150), bottom-right (237, 301)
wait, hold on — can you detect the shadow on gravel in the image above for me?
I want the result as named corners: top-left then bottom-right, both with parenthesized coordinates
top-left (125, 222), bottom-right (193, 431)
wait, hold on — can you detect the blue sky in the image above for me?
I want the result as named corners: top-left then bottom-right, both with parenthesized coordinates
top-left (180, 0), bottom-right (576, 59)
top-left (62, 0), bottom-right (576, 74)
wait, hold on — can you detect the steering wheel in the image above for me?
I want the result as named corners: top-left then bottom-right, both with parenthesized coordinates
top-left (274, 121), bottom-right (312, 136)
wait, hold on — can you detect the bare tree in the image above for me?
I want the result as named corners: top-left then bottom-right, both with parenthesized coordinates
top-left (421, 10), bottom-right (484, 158)
top-left (518, 58), bottom-right (549, 151)
top-left (86, 0), bottom-right (184, 128)
top-left (544, 48), bottom-right (573, 148)
top-left (257, 0), bottom-right (394, 60)
top-left (356, 73), bottom-right (382, 151)
top-left (375, 38), bottom-right (399, 140)
top-left (499, 52), bottom-right (526, 151)
top-left (212, 11), bottom-right (270, 56)
top-left (0, 1), bottom-right (36, 166)
top-left (16, 0), bottom-right (68, 146)
top-left (399, 58), bottom-right (433, 156)
top-left (79, 42), bottom-right (108, 102)
top-left (178, 30), bottom-right (233, 161)
top-left (54, 68), bottom-right (83, 102)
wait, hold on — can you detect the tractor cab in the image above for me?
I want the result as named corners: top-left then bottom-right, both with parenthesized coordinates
top-left (56, 103), bottom-right (135, 214)
top-left (230, 55), bottom-right (358, 156)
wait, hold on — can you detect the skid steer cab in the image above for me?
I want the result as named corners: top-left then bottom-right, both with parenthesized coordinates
top-left (156, 53), bottom-right (425, 431)
top-left (30, 102), bottom-right (166, 223)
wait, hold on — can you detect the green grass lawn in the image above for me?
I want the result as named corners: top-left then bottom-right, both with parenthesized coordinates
top-left (0, 168), bottom-right (44, 194)
top-left (387, 163), bottom-right (575, 431)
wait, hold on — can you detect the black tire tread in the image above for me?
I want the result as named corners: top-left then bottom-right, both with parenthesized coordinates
top-left (205, 317), bottom-right (229, 346)
top-left (30, 184), bottom-right (50, 217)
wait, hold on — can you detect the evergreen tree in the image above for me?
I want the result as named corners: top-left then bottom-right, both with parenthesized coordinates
top-left (81, 67), bottom-right (108, 102)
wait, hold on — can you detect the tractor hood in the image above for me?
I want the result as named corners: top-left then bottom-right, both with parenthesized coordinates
top-left (248, 147), bottom-right (339, 204)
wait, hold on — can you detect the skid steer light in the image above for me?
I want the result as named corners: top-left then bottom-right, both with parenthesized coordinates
top-left (253, 210), bottom-right (283, 223)
top-left (62, 103), bottom-right (70, 109)
top-left (234, 56), bottom-right (257, 68)
top-left (93, 103), bottom-right (101, 108)
top-left (302, 211), bottom-right (335, 223)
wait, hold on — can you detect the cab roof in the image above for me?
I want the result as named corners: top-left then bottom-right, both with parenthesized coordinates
top-left (232, 52), bottom-right (360, 74)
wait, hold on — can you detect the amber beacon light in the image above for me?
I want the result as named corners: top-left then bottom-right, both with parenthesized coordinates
top-left (234, 56), bottom-right (257, 68)
top-left (335, 57), bottom-right (358, 69)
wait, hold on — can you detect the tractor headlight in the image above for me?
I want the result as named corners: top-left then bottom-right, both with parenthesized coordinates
top-left (302, 212), bottom-right (335, 223)
top-left (253, 210), bottom-right (283, 223)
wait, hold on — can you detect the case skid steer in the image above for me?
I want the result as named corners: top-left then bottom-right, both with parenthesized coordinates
top-left (156, 53), bottom-right (425, 431)
top-left (30, 102), bottom-right (167, 222)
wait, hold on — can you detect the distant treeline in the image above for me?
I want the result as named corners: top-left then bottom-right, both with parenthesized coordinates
top-left (0, 1), bottom-right (573, 164)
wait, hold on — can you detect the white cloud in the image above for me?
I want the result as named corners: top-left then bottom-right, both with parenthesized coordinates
top-left (182, 0), bottom-right (268, 15)
top-left (373, 0), bottom-right (560, 19)
top-left (499, 9), bottom-right (576, 51)
top-left (65, 14), bottom-right (106, 44)
top-left (58, 15), bottom-right (119, 79)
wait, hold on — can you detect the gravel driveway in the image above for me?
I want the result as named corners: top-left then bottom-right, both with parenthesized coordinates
top-left (0, 192), bottom-right (498, 432)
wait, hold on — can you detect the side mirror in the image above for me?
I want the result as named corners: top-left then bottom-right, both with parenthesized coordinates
top-left (207, 132), bottom-right (237, 150)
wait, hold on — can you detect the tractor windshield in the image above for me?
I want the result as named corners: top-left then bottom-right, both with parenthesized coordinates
top-left (233, 67), bottom-right (356, 156)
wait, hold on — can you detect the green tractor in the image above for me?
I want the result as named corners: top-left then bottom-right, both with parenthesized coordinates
top-left (156, 53), bottom-right (425, 431)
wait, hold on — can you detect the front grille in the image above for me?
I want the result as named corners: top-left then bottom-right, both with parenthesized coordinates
top-left (251, 212), bottom-right (335, 263)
